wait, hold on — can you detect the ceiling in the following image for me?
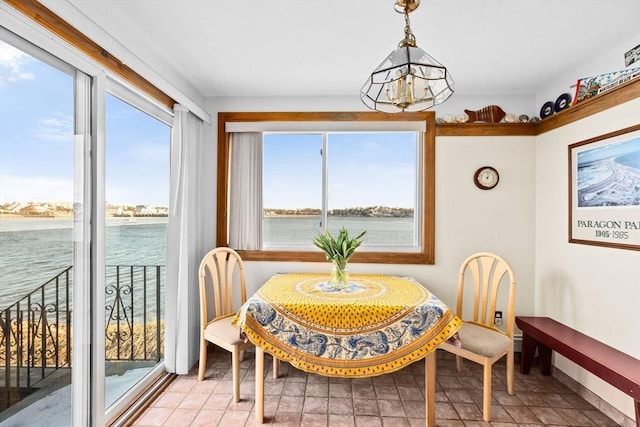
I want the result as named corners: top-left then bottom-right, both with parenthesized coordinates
top-left (54, 1), bottom-right (640, 100)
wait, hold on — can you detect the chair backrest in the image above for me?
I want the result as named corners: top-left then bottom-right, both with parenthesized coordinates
top-left (455, 252), bottom-right (516, 338)
top-left (198, 247), bottom-right (247, 327)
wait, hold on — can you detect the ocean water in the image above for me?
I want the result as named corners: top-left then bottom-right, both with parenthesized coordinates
top-left (263, 216), bottom-right (415, 246)
top-left (0, 216), bottom-right (414, 309)
top-left (0, 217), bottom-right (168, 309)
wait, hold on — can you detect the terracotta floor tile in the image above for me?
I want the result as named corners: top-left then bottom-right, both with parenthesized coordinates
top-left (401, 399), bottom-right (426, 418)
top-left (163, 408), bottom-right (199, 426)
top-left (272, 411), bottom-right (302, 426)
top-left (443, 389), bottom-right (474, 403)
top-left (305, 382), bottom-right (329, 397)
top-left (217, 409), bottom-right (250, 426)
top-left (135, 407), bottom-right (174, 426)
top-left (451, 401), bottom-right (483, 420)
top-left (555, 407), bottom-right (598, 426)
top-left (380, 416), bottom-right (411, 426)
top-left (528, 405), bottom-right (569, 425)
top-left (278, 395), bottom-right (304, 413)
top-left (502, 405), bottom-right (542, 424)
top-left (354, 415), bottom-right (383, 427)
top-left (303, 396), bottom-right (329, 414)
top-left (178, 392), bottom-right (210, 410)
top-left (352, 384), bottom-right (376, 399)
top-left (397, 386), bottom-right (423, 401)
top-left (281, 381), bottom-right (306, 397)
top-left (375, 385), bottom-right (400, 400)
top-left (167, 378), bottom-right (197, 393)
top-left (328, 414), bottom-right (355, 426)
top-left (299, 413), bottom-right (327, 427)
top-left (329, 383), bottom-right (352, 398)
top-left (152, 391), bottom-right (186, 408)
top-left (353, 397), bottom-right (380, 416)
top-left (378, 399), bottom-right (405, 417)
top-left (328, 396), bottom-right (354, 415)
top-left (189, 409), bottom-right (224, 427)
top-left (130, 349), bottom-right (623, 427)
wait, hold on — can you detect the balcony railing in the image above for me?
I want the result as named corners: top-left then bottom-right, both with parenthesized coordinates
top-left (0, 265), bottom-right (164, 410)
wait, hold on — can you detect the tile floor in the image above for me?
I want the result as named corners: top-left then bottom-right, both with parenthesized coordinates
top-left (131, 348), bottom-right (620, 426)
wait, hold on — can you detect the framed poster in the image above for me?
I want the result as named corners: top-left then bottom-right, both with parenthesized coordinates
top-left (568, 124), bottom-right (640, 251)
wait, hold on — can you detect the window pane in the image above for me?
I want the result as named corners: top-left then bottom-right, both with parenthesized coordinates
top-left (0, 39), bottom-right (74, 421)
top-left (326, 132), bottom-right (417, 247)
top-left (104, 93), bottom-right (169, 408)
top-left (263, 133), bottom-right (322, 246)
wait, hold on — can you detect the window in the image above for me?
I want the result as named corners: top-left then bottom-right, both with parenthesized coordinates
top-left (263, 131), bottom-right (420, 250)
top-left (217, 112), bottom-right (435, 264)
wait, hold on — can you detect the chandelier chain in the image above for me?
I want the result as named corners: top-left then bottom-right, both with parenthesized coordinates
top-left (402, 9), bottom-right (416, 47)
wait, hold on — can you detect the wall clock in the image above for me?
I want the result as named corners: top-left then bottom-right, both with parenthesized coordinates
top-left (474, 166), bottom-right (499, 190)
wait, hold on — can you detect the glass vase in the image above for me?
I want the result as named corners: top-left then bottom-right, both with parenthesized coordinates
top-left (329, 261), bottom-right (349, 290)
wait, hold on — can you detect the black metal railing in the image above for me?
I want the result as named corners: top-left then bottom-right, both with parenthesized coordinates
top-left (0, 265), bottom-right (164, 410)
top-left (105, 265), bottom-right (164, 361)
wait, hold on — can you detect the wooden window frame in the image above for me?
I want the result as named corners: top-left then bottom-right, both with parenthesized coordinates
top-left (216, 111), bottom-right (436, 264)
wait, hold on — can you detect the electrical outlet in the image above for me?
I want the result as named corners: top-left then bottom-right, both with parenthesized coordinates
top-left (494, 311), bottom-right (503, 326)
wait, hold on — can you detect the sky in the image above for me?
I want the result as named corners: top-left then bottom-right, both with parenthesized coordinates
top-left (0, 39), bottom-right (170, 207)
top-left (577, 136), bottom-right (640, 166)
top-left (263, 132), bottom-right (416, 210)
top-left (1, 38), bottom-right (416, 210)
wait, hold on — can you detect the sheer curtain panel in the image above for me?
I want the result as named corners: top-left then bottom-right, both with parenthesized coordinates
top-left (165, 104), bottom-right (205, 374)
top-left (229, 132), bottom-right (263, 250)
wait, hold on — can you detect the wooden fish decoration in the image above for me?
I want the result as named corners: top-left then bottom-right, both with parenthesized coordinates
top-left (464, 105), bottom-right (506, 123)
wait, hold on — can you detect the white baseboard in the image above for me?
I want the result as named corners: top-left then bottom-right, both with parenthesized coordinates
top-left (513, 333), bottom-right (522, 353)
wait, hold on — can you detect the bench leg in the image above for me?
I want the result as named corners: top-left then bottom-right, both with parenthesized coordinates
top-left (537, 343), bottom-right (552, 375)
top-left (520, 333), bottom-right (537, 374)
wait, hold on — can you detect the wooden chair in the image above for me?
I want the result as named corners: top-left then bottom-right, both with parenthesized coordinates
top-left (198, 247), bottom-right (278, 402)
top-left (440, 252), bottom-right (516, 422)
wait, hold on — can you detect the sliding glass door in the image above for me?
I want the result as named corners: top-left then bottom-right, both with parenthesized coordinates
top-left (1, 30), bottom-right (172, 425)
top-left (0, 36), bottom-right (76, 424)
top-left (103, 89), bottom-right (170, 412)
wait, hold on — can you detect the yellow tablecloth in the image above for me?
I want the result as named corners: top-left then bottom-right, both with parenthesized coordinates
top-left (232, 273), bottom-right (462, 377)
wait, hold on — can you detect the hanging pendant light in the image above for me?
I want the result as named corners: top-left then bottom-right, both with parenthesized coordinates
top-left (360, 0), bottom-right (454, 112)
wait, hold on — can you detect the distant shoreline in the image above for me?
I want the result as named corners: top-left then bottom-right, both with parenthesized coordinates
top-left (0, 214), bottom-right (168, 220)
top-left (1, 213), bottom-right (415, 220)
top-left (0, 213), bottom-right (72, 218)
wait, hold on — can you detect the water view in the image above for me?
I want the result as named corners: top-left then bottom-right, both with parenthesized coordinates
top-left (0, 217), bottom-right (168, 309)
top-left (0, 215), bottom-right (415, 308)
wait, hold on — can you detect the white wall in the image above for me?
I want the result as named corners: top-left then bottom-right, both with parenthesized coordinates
top-left (204, 94), bottom-right (536, 323)
top-left (535, 98), bottom-right (640, 420)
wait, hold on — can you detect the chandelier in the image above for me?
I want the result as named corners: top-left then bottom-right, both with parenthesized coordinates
top-left (360, 0), bottom-right (454, 112)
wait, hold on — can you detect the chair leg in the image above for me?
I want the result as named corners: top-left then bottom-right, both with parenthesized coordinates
top-left (506, 349), bottom-right (515, 395)
top-left (272, 356), bottom-right (279, 379)
top-left (198, 338), bottom-right (208, 381)
top-left (239, 349), bottom-right (245, 361)
top-left (482, 361), bottom-right (492, 422)
top-left (232, 347), bottom-right (241, 402)
top-left (455, 355), bottom-right (464, 372)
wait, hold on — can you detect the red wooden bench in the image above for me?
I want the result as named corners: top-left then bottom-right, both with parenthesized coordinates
top-left (516, 316), bottom-right (640, 426)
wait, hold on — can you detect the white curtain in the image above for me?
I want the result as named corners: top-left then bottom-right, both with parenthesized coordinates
top-left (165, 104), bottom-right (205, 374)
top-left (229, 132), bottom-right (263, 250)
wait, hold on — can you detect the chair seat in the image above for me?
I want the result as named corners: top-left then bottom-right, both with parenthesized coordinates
top-left (204, 316), bottom-right (247, 347)
top-left (457, 322), bottom-right (511, 358)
